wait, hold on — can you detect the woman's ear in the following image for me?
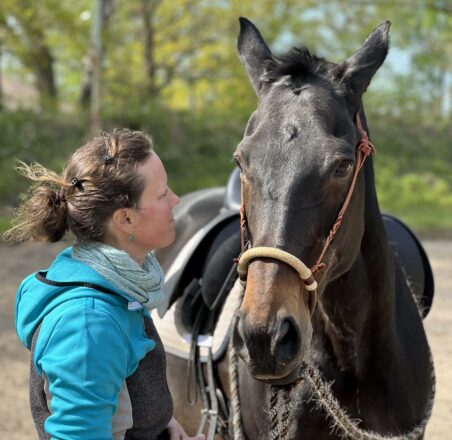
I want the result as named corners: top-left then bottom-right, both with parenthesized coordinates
top-left (111, 207), bottom-right (137, 235)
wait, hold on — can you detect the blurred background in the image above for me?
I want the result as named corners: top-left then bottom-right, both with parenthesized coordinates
top-left (0, 0), bottom-right (450, 235)
top-left (0, 2), bottom-right (451, 439)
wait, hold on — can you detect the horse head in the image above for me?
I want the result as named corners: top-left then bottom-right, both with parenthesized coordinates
top-left (232, 18), bottom-right (390, 384)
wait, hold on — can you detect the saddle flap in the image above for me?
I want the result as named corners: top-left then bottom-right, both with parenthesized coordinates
top-left (173, 218), bottom-right (241, 337)
top-left (152, 278), bottom-right (244, 363)
top-left (155, 187), bottom-right (240, 317)
top-left (382, 213), bottom-right (434, 317)
top-left (201, 220), bottom-right (241, 309)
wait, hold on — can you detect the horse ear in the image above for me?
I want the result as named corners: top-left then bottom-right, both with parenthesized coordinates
top-left (338, 21), bottom-right (391, 98)
top-left (237, 17), bottom-right (277, 97)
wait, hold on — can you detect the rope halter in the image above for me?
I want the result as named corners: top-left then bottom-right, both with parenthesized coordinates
top-left (237, 247), bottom-right (317, 291)
top-left (237, 113), bottom-right (374, 314)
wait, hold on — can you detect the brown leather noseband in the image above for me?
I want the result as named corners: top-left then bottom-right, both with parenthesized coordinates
top-left (237, 113), bottom-right (375, 314)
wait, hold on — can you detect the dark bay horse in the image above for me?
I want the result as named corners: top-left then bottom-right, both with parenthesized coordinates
top-left (159, 18), bottom-right (434, 439)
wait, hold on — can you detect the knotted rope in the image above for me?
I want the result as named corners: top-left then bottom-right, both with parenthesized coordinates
top-left (268, 384), bottom-right (291, 440)
top-left (301, 360), bottom-right (435, 440)
top-left (229, 349), bottom-right (435, 440)
top-left (229, 314), bottom-right (245, 440)
top-left (237, 247), bottom-right (318, 291)
top-left (228, 284), bottom-right (435, 440)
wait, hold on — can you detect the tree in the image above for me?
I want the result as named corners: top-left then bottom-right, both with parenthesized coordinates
top-left (1, 0), bottom-right (92, 111)
top-left (1, 1), bottom-right (57, 111)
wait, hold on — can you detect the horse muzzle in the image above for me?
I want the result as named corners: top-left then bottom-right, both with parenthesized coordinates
top-left (233, 308), bottom-right (310, 381)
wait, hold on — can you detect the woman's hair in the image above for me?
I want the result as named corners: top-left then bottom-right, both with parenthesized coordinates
top-left (4, 129), bottom-right (153, 244)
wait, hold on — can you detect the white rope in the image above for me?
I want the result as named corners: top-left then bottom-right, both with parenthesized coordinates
top-left (268, 385), bottom-right (292, 440)
top-left (229, 317), bottom-right (245, 440)
top-left (228, 278), bottom-right (435, 440)
top-left (304, 357), bottom-right (435, 440)
top-left (231, 354), bottom-right (434, 440)
top-left (237, 247), bottom-right (317, 291)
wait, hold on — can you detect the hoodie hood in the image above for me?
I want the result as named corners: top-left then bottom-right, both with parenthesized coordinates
top-left (16, 247), bottom-right (130, 349)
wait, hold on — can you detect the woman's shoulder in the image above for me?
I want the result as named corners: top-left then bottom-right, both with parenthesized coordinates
top-left (33, 298), bottom-right (153, 374)
top-left (40, 293), bottom-right (143, 341)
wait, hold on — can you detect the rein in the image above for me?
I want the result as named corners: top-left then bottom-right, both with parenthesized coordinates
top-left (264, 357), bottom-right (435, 440)
top-left (229, 301), bottom-right (435, 440)
top-left (237, 113), bottom-right (374, 313)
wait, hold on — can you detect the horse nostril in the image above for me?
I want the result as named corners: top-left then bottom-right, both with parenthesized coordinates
top-left (274, 317), bottom-right (300, 365)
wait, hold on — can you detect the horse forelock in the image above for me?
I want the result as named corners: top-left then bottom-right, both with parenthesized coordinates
top-left (264, 47), bottom-right (338, 92)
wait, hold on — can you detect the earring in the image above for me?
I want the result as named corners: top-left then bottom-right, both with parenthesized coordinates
top-left (129, 234), bottom-right (135, 242)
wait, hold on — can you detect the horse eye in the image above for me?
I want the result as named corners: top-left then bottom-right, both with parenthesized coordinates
top-left (334, 159), bottom-right (354, 178)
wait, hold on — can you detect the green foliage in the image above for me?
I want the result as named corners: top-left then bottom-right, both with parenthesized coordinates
top-left (1, 107), bottom-right (450, 234)
top-left (104, 100), bottom-right (244, 194)
top-left (0, 0), bottom-right (451, 234)
top-left (371, 112), bottom-right (452, 231)
top-left (1, 0), bottom-right (92, 109)
top-left (0, 106), bottom-right (243, 202)
top-left (0, 216), bottom-right (12, 235)
top-left (0, 110), bottom-right (86, 204)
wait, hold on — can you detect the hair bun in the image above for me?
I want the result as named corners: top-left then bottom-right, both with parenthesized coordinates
top-left (55, 188), bottom-right (67, 204)
top-left (40, 187), bottom-right (69, 242)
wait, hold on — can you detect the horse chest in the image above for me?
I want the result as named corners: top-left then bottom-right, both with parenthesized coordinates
top-left (287, 372), bottom-right (361, 439)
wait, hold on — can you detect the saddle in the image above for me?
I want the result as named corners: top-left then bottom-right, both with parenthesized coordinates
top-left (155, 168), bottom-right (434, 339)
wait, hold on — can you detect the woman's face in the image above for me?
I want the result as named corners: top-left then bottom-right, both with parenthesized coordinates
top-left (132, 153), bottom-right (180, 252)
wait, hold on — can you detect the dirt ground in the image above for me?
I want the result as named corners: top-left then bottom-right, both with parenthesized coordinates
top-left (0, 240), bottom-right (450, 439)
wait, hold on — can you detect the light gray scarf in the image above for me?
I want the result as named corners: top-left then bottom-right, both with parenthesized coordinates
top-left (72, 242), bottom-right (166, 311)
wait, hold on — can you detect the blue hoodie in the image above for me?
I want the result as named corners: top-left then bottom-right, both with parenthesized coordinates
top-left (16, 247), bottom-right (156, 439)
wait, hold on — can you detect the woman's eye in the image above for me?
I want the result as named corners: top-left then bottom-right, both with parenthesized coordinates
top-left (233, 155), bottom-right (243, 171)
top-left (334, 160), bottom-right (354, 178)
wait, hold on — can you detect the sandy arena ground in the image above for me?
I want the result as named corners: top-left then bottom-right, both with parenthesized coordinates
top-left (0, 240), bottom-right (450, 439)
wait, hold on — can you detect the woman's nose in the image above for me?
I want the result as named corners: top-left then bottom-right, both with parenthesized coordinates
top-left (170, 189), bottom-right (180, 206)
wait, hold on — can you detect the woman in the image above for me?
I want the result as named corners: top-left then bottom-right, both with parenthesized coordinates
top-left (5, 129), bottom-right (205, 440)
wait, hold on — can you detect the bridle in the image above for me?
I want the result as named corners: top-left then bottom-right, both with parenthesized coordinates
top-left (237, 113), bottom-right (375, 314)
top-left (231, 114), bottom-right (435, 440)
top-left (231, 115), bottom-right (434, 440)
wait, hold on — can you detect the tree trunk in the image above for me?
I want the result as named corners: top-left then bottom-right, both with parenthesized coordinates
top-left (140, 0), bottom-right (161, 95)
top-left (80, 0), bottom-right (114, 111)
top-left (12, 10), bottom-right (58, 112)
top-left (33, 42), bottom-right (57, 111)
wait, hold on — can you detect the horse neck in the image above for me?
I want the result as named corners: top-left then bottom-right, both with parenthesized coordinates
top-left (315, 132), bottom-right (398, 373)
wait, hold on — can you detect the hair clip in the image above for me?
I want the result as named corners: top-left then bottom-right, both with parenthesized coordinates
top-left (70, 177), bottom-right (83, 190)
top-left (103, 134), bottom-right (115, 162)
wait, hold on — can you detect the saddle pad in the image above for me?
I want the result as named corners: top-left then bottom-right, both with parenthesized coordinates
top-left (151, 279), bottom-right (243, 362)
